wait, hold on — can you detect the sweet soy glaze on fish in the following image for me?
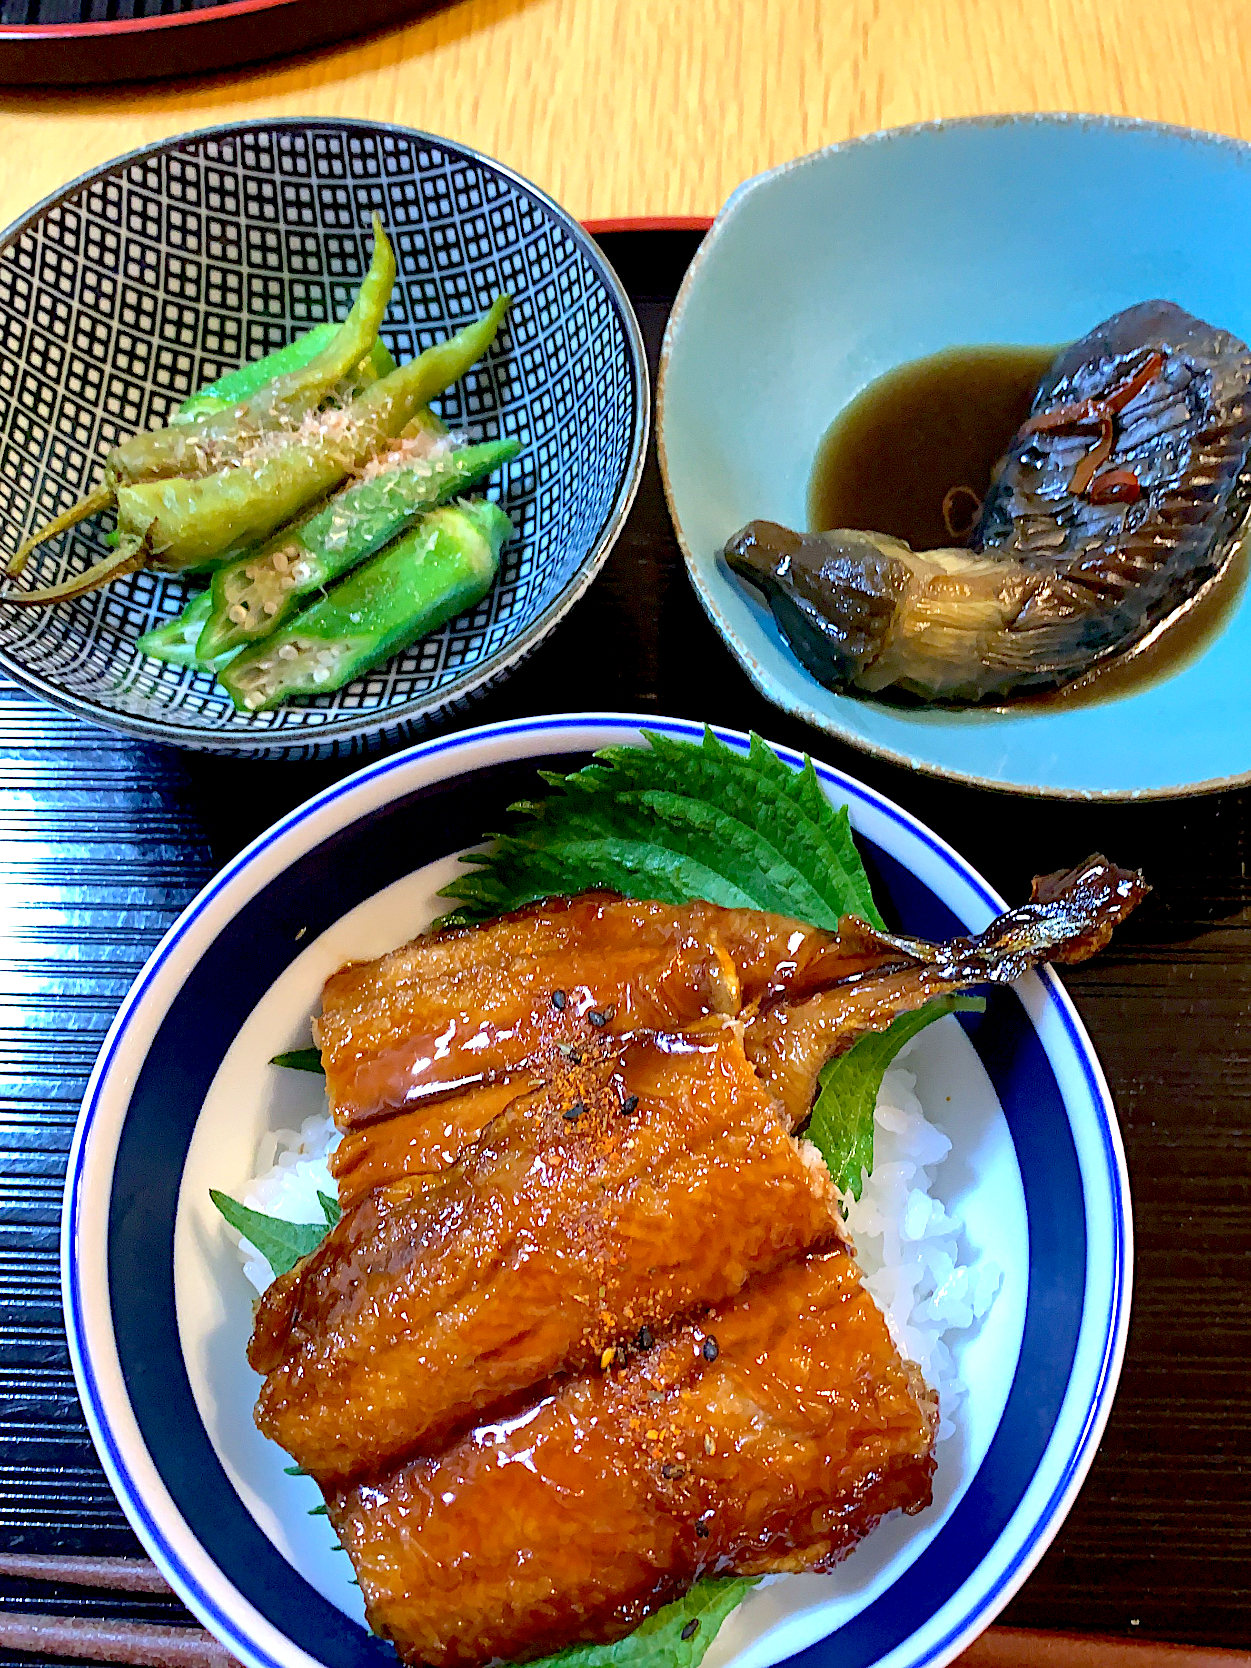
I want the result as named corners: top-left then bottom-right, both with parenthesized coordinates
top-left (251, 859), bottom-right (1146, 1668)
top-left (728, 302), bottom-right (1251, 703)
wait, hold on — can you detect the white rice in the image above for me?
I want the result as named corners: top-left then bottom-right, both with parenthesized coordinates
top-left (233, 1112), bottom-right (340, 1297)
top-left (232, 1053), bottom-right (1000, 1441)
top-left (843, 1057), bottom-right (1002, 1439)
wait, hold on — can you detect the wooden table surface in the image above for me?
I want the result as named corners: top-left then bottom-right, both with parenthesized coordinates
top-left (3, 0), bottom-right (1251, 232)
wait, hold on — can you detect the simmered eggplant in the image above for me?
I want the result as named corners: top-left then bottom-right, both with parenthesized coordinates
top-left (727, 301), bottom-right (1251, 702)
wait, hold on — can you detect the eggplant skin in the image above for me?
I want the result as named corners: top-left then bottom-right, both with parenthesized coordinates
top-left (726, 301), bottom-right (1251, 703)
top-left (975, 301), bottom-right (1251, 576)
top-left (723, 522), bottom-right (910, 686)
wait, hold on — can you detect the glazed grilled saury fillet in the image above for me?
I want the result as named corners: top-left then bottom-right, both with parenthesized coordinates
top-left (726, 301), bottom-right (1251, 701)
top-left (254, 857), bottom-right (1144, 1484)
top-left (329, 857), bottom-right (1147, 1203)
top-left (314, 891), bottom-right (901, 1129)
top-left (325, 1248), bottom-right (938, 1668)
top-left (324, 892), bottom-right (904, 1205)
top-left (331, 1077), bottom-right (525, 1209)
top-left (250, 1027), bottom-right (845, 1483)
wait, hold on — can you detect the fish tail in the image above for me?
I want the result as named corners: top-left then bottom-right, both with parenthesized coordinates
top-left (747, 858), bottom-right (1147, 1121)
top-left (915, 855), bottom-right (1149, 984)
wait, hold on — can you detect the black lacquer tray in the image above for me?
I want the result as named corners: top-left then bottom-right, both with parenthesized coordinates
top-left (0, 228), bottom-right (1248, 1661)
top-left (0, 0), bottom-right (427, 85)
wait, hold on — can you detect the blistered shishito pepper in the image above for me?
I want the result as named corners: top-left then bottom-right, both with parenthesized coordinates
top-left (7, 219), bottom-right (397, 577)
top-left (135, 589), bottom-right (240, 671)
top-left (197, 436), bottom-right (519, 659)
top-left (174, 323), bottom-right (337, 422)
top-left (176, 332), bottom-right (397, 423)
top-left (5, 336), bottom-right (400, 586)
top-left (113, 295), bottom-right (511, 574)
top-left (111, 216), bottom-right (398, 488)
top-left (220, 500), bottom-right (512, 713)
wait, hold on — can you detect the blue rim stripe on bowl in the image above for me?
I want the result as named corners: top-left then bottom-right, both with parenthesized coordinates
top-left (62, 713), bottom-right (1130, 1668)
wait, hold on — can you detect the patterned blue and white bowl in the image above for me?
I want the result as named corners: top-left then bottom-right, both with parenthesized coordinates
top-left (658, 115), bottom-right (1251, 797)
top-left (0, 122), bottom-right (647, 758)
top-left (64, 713), bottom-right (1131, 1668)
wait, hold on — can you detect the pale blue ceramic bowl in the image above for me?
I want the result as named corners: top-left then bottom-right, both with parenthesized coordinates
top-left (658, 116), bottom-right (1251, 798)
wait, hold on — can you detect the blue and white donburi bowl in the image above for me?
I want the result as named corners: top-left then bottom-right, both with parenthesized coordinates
top-left (64, 713), bottom-right (1130, 1668)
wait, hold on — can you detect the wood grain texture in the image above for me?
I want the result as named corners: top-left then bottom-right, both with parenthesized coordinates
top-left (0, 1616), bottom-right (230, 1668)
top-left (3, 0), bottom-right (1251, 230)
top-left (962, 1631), bottom-right (1251, 1668)
top-left (0, 1557), bottom-right (171, 1595)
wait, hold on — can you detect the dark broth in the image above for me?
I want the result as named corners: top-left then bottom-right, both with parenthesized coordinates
top-left (808, 344), bottom-right (1057, 551)
top-left (808, 343), bottom-right (1250, 708)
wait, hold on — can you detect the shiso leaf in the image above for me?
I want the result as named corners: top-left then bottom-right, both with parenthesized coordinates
top-left (807, 996), bottom-right (986, 1200)
top-left (271, 1047), bottom-right (325, 1074)
top-left (618, 789), bottom-right (840, 924)
top-left (743, 732), bottom-right (881, 924)
top-left (318, 1191), bottom-right (342, 1228)
top-left (439, 728), bottom-right (881, 928)
top-left (516, 1578), bottom-right (755, 1668)
top-left (209, 1189), bottom-right (330, 1277)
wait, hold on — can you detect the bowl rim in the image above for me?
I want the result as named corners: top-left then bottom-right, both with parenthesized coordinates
top-left (0, 117), bottom-right (650, 754)
top-left (656, 110), bottom-right (1251, 802)
top-left (61, 709), bottom-right (1133, 1668)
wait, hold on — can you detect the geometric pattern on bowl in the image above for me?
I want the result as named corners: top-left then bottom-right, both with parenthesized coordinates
top-left (0, 120), bottom-right (648, 758)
